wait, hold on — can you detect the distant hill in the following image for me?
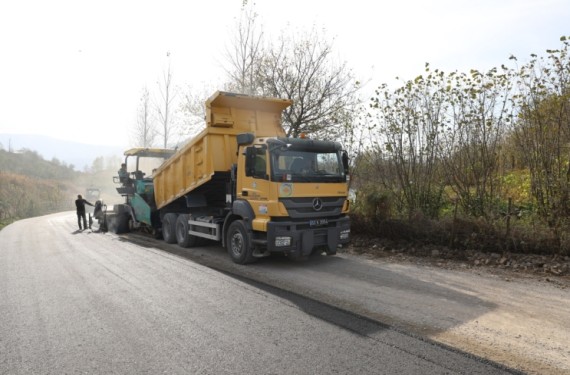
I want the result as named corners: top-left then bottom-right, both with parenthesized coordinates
top-left (0, 148), bottom-right (79, 226)
top-left (0, 134), bottom-right (124, 170)
top-left (0, 148), bottom-right (79, 180)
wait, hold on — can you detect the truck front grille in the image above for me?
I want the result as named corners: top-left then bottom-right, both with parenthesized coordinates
top-left (279, 197), bottom-right (345, 219)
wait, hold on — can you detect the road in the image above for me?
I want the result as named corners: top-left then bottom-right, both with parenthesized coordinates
top-left (0, 212), bottom-right (558, 374)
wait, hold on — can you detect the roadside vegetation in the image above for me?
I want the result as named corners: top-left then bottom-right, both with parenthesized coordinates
top-left (0, 149), bottom-right (75, 230)
top-left (0, 148), bottom-right (119, 231)
top-left (351, 37), bottom-right (570, 257)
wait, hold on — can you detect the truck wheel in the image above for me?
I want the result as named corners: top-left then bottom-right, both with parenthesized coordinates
top-left (227, 220), bottom-right (255, 264)
top-left (176, 214), bottom-right (198, 248)
top-left (162, 213), bottom-right (178, 244)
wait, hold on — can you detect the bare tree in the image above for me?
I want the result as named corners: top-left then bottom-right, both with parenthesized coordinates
top-left (133, 86), bottom-right (156, 147)
top-left (155, 55), bottom-right (177, 148)
top-left (224, 7), bottom-right (361, 141)
top-left (177, 85), bottom-right (214, 142)
top-left (261, 30), bottom-right (361, 140)
top-left (223, 2), bottom-right (264, 95)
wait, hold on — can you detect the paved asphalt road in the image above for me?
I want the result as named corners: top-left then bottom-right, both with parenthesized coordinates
top-left (0, 212), bottom-right (519, 374)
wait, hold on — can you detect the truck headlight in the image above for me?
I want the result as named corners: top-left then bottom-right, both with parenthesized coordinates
top-left (275, 236), bottom-right (291, 247)
top-left (340, 229), bottom-right (350, 240)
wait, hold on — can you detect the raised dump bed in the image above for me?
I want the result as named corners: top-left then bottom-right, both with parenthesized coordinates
top-left (152, 91), bottom-right (291, 210)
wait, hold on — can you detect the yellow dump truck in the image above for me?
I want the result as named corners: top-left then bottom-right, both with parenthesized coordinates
top-left (111, 91), bottom-right (351, 264)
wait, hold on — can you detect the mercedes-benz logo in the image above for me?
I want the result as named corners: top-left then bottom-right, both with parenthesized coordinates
top-left (312, 198), bottom-right (323, 211)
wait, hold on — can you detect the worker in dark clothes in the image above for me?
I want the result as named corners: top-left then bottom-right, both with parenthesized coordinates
top-left (75, 194), bottom-right (94, 230)
top-left (118, 163), bottom-right (130, 185)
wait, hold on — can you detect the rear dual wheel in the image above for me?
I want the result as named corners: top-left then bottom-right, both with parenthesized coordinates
top-left (162, 213), bottom-right (177, 244)
top-left (175, 214), bottom-right (198, 248)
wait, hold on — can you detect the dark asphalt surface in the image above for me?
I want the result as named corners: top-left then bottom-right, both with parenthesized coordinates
top-left (0, 213), bottom-right (519, 374)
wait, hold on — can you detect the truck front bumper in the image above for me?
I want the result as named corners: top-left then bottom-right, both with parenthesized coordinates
top-left (265, 215), bottom-right (350, 258)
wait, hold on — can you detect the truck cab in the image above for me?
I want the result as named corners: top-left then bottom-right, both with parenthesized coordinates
top-left (234, 133), bottom-right (351, 261)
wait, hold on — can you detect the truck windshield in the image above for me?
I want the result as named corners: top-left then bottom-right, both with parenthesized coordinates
top-left (270, 149), bottom-right (346, 183)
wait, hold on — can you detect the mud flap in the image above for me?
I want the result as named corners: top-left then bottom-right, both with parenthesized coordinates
top-left (326, 227), bottom-right (340, 255)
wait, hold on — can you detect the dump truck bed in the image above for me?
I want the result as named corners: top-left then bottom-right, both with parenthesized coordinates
top-left (153, 91), bottom-right (291, 210)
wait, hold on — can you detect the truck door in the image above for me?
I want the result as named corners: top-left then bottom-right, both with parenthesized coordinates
top-left (240, 146), bottom-right (270, 219)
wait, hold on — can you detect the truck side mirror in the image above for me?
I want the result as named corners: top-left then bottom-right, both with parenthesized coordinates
top-left (342, 151), bottom-right (349, 175)
top-left (245, 147), bottom-right (256, 177)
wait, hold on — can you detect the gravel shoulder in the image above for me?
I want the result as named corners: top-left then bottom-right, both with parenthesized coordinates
top-left (343, 240), bottom-right (570, 375)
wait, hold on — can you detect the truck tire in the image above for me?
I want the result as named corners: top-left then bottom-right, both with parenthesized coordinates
top-left (227, 220), bottom-right (255, 264)
top-left (176, 214), bottom-right (198, 248)
top-left (162, 213), bottom-right (178, 244)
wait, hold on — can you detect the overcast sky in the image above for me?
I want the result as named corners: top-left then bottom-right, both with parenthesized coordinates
top-left (1, 0), bottom-right (568, 148)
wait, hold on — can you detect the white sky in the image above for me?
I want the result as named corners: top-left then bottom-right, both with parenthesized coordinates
top-left (1, 0), bottom-right (568, 148)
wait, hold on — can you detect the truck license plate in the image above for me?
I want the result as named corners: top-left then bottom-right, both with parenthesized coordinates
top-left (310, 218), bottom-right (328, 227)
